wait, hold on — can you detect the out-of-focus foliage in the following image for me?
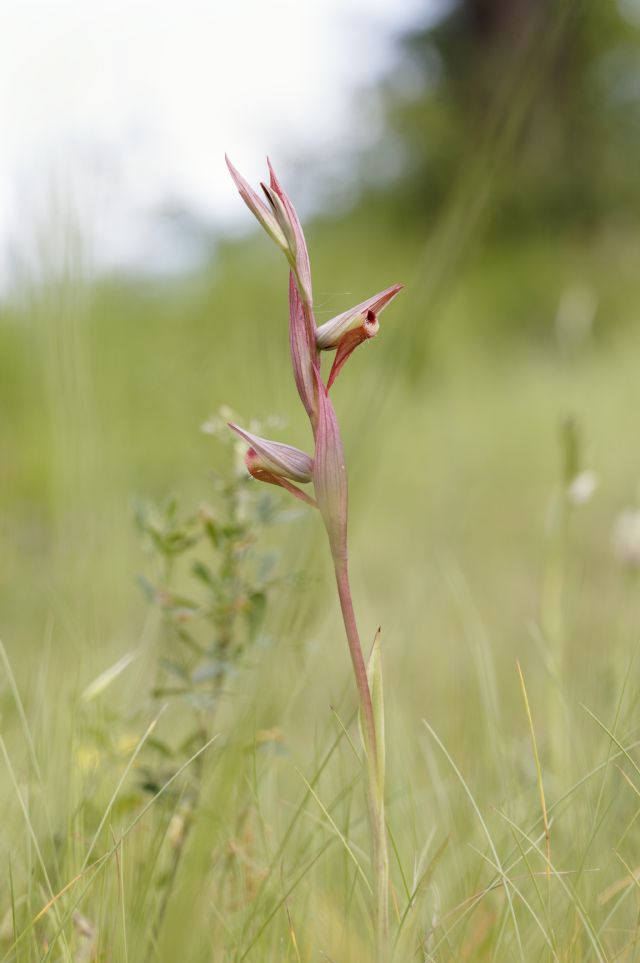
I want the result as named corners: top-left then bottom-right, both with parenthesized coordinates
top-left (375, 0), bottom-right (640, 230)
top-left (304, 0), bottom-right (639, 376)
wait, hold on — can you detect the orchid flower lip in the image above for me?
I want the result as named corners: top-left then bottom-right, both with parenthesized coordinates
top-left (363, 310), bottom-right (380, 338)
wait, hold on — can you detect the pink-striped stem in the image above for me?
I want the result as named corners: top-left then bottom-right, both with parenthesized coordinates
top-left (334, 556), bottom-right (388, 957)
top-left (333, 558), bottom-right (377, 762)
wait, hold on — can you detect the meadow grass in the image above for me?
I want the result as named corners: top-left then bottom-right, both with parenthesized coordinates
top-left (1, 218), bottom-right (640, 960)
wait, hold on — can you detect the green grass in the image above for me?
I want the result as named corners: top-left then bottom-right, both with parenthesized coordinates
top-left (1, 217), bottom-right (640, 960)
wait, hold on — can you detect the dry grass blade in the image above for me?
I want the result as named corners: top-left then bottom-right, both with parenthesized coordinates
top-left (396, 834), bottom-right (449, 936)
top-left (80, 707), bottom-right (165, 871)
top-left (0, 736), bottom-right (72, 958)
top-left (580, 704), bottom-right (640, 783)
top-left (1, 733), bottom-right (219, 963)
top-left (237, 839), bottom-right (334, 963)
top-left (0, 641), bottom-right (60, 874)
top-left (516, 660), bottom-right (550, 877)
top-left (294, 768), bottom-right (372, 896)
top-left (469, 844), bottom-right (559, 960)
top-left (494, 808), bottom-right (608, 963)
top-left (422, 719), bottom-right (526, 961)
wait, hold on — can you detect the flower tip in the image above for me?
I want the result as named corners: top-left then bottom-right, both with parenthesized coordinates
top-left (225, 160), bottom-right (290, 252)
top-left (224, 154), bottom-right (241, 179)
top-left (260, 181), bottom-right (274, 207)
top-left (266, 156), bottom-right (280, 190)
top-left (371, 282), bottom-right (404, 316)
top-left (228, 422), bottom-right (250, 446)
top-left (379, 282), bottom-right (403, 308)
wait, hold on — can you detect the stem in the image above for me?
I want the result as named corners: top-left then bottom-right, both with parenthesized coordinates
top-left (370, 789), bottom-right (389, 959)
top-left (333, 557), bottom-right (389, 959)
top-left (334, 559), bottom-right (377, 762)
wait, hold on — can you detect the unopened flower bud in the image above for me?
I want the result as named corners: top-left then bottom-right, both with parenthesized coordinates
top-left (266, 160), bottom-right (313, 306)
top-left (226, 156), bottom-right (313, 306)
top-left (225, 155), bottom-right (288, 251)
top-left (261, 182), bottom-right (298, 259)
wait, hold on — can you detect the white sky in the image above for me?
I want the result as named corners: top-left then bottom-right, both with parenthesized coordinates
top-left (0, 0), bottom-right (428, 287)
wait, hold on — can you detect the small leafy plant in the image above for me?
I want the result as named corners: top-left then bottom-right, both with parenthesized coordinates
top-left (135, 410), bottom-right (295, 943)
top-left (136, 410), bottom-right (288, 727)
top-left (225, 156), bottom-right (402, 958)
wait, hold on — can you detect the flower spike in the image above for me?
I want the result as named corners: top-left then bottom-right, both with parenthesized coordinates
top-left (225, 152), bottom-right (403, 952)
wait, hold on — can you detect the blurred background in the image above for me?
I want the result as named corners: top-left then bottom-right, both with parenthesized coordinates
top-left (4, 2), bottom-right (640, 958)
top-left (1, 0), bottom-right (640, 716)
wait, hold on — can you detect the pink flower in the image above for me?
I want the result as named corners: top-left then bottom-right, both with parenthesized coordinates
top-left (228, 423), bottom-right (316, 508)
top-left (315, 284), bottom-right (403, 351)
top-left (315, 284), bottom-right (403, 389)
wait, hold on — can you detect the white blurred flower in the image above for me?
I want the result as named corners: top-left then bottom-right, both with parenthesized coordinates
top-left (613, 509), bottom-right (640, 568)
top-left (567, 470), bottom-right (599, 506)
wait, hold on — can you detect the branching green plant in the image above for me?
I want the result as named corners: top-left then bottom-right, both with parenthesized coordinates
top-left (135, 409), bottom-right (296, 946)
top-left (225, 156), bottom-right (402, 960)
top-left (136, 410), bottom-right (288, 721)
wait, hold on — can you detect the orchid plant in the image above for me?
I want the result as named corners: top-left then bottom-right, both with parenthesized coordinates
top-left (226, 156), bottom-right (402, 957)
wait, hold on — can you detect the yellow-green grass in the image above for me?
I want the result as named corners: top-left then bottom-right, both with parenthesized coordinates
top-left (1, 220), bottom-right (640, 960)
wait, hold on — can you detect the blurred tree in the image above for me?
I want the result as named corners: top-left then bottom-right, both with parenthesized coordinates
top-left (378, 0), bottom-right (640, 231)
